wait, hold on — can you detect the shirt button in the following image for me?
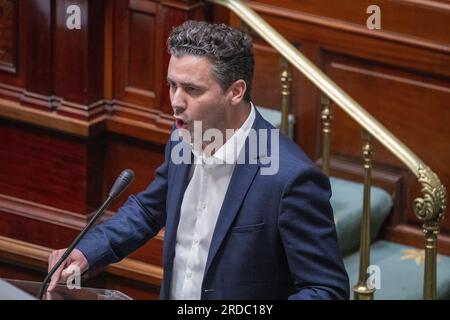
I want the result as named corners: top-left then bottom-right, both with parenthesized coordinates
top-left (186, 271), bottom-right (192, 278)
top-left (193, 239), bottom-right (199, 245)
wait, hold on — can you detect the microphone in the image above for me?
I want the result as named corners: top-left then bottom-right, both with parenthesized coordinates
top-left (37, 169), bottom-right (135, 299)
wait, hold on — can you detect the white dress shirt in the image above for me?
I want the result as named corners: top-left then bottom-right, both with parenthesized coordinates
top-left (170, 104), bottom-right (256, 300)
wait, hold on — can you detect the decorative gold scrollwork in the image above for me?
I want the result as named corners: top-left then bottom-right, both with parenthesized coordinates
top-left (413, 164), bottom-right (447, 222)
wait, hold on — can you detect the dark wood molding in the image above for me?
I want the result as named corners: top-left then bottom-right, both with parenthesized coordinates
top-left (0, 92), bottom-right (173, 143)
top-left (0, 193), bottom-right (86, 231)
top-left (0, 96), bottom-right (106, 137)
top-left (248, 0), bottom-right (450, 54)
top-left (382, 223), bottom-right (450, 256)
top-left (160, 0), bottom-right (204, 11)
top-left (112, 101), bottom-right (174, 129)
top-left (106, 115), bottom-right (171, 145)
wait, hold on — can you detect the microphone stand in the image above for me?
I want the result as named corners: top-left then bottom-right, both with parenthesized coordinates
top-left (37, 195), bottom-right (115, 299)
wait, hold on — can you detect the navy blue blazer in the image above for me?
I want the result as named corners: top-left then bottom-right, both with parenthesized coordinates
top-left (77, 109), bottom-right (349, 299)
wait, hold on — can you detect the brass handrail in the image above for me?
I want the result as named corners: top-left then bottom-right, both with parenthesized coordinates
top-left (206, 0), bottom-right (447, 299)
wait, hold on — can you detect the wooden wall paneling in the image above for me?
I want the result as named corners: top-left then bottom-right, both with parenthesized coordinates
top-left (323, 52), bottom-right (450, 203)
top-left (324, 53), bottom-right (450, 172)
top-left (103, 0), bottom-right (114, 101)
top-left (110, 0), bottom-right (172, 141)
top-left (0, 0), bottom-right (24, 90)
top-left (208, 0), bottom-right (230, 25)
top-left (100, 132), bottom-right (166, 267)
top-left (86, 135), bottom-right (107, 211)
top-left (0, 118), bottom-right (90, 213)
top-left (0, 0), bottom-right (18, 74)
top-left (251, 0), bottom-right (450, 46)
top-left (0, 210), bottom-right (80, 250)
top-left (0, 260), bottom-right (44, 283)
top-left (86, 0), bottom-right (106, 110)
top-left (53, 0), bottom-right (105, 120)
top-left (103, 133), bottom-right (165, 212)
top-left (113, 0), bottom-right (205, 116)
top-left (250, 39), bottom-right (322, 159)
top-left (247, 1), bottom-right (450, 78)
top-left (239, 2), bottom-right (450, 189)
top-left (20, 0), bottom-right (53, 111)
top-left (251, 41), bottom-right (283, 111)
top-left (294, 42), bottom-right (324, 160)
top-left (114, 0), bottom-right (159, 109)
top-left (322, 51), bottom-right (450, 250)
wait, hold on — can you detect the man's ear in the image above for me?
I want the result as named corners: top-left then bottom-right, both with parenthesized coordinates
top-left (228, 80), bottom-right (247, 106)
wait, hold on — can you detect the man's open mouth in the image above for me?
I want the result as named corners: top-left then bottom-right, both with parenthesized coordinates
top-left (175, 119), bottom-right (185, 129)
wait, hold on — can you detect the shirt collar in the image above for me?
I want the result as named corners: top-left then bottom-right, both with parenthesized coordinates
top-left (192, 103), bottom-right (256, 165)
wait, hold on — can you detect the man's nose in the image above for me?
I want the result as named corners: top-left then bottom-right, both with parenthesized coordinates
top-left (171, 88), bottom-right (187, 114)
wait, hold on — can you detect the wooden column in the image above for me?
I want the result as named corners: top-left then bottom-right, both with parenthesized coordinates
top-left (53, 0), bottom-right (105, 120)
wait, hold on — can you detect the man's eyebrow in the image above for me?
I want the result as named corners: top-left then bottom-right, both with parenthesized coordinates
top-left (181, 82), bottom-right (203, 88)
top-left (167, 78), bottom-right (205, 89)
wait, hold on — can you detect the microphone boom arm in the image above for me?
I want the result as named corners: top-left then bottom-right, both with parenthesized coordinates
top-left (37, 195), bottom-right (114, 299)
top-left (37, 169), bottom-right (135, 300)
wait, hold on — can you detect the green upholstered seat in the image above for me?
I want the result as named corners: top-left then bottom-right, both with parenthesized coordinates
top-left (330, 177), bottom-right (393, 255)
top-left (344, 240), bottom-right (450, 299)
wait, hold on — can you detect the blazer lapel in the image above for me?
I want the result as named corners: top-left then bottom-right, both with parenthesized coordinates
top-left (203, 161), bottom-right (259, 275)
top-left (203, 109), bottom-right (270, 276)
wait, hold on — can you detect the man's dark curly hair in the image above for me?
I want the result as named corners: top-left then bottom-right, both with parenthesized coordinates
top-left (167, 20), bottom-right (254, 103)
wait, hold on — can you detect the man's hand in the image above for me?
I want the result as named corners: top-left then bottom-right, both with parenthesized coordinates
top-left (47, 248), bottom-right (89, 291)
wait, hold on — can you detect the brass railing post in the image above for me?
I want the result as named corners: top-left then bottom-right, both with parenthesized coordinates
top-left (423, 222), bottom-right (438, 299)
top-left (353, 130), bottom-right (375, 300)
top-left (320, 94), bottom-right (332, 176)
top-left (280, 56), bottom-right (292, 136)
top-left (413, 164), bottom-right (447, 299)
